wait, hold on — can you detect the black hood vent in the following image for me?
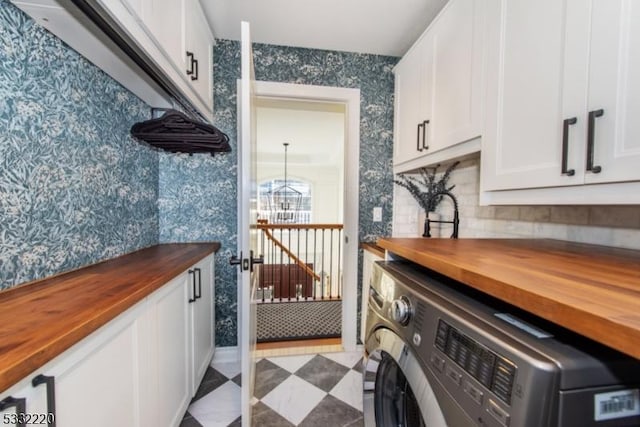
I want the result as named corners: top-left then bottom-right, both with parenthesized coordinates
top-left (131, 110), bottom-right (231, 155)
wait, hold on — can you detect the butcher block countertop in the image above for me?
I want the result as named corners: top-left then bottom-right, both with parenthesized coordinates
top-left (377, 238), bottom-right (640, 360)
top-left (0, 243), bottom-right (219, 393)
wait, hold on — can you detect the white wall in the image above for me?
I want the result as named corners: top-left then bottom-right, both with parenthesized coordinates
top-left (257, 164), bottom-right (342, 223)
top-left (256, 100), bottom-right (345, 224)
top-left (393, 154), bottom-right (640, 250)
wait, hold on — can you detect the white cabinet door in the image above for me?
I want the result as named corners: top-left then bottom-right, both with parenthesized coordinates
top-left (482, 0), bottom-right (640, 198)
top-left (184, 0), bottom-right (214, 112)
top-left (482, 0), bottom-right (588, 191)
top-left (393, 0), bottom-right (483, 171)
top-left (141, 0), bottom-right (184, 73)
top-left (393, 28), bottom-right (433, 165)
top-left (430, 0), bottom-right (483, 153)
top-left (584, 0), bottom-right (640, 185)
top-left (52, 314), bottom-right (143, 427)
top-left (121, 0), bottom-right (143, 18)
top-left (189, 254), bottom-right (215, 395)
top-left (148, 274), bottom-right (191, 427)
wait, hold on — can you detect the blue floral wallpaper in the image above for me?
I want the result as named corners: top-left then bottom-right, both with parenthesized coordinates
top-left (0, 0), bottom-right (159, 289)
top-left (160, 39), bottom-right (397, 346)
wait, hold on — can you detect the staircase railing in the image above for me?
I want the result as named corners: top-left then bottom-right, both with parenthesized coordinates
top-left (256, 223), bottom-right (343, 302)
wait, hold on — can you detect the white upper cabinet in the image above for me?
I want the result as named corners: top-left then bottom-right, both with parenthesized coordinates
top-left (184, 0), bottom-right (214, 113)
top-left (394, 33), bottom-right (432, 165)
top-left (393, 0), bottom-right (484, 173)
top-left (584, 0), bottom-right (640, 185)
top-left (11, 0), bottom-right (215, 120)
top-left (141, 0), bottom-right (185, 73)
top-left (481, 0), bottom-right (640, 202)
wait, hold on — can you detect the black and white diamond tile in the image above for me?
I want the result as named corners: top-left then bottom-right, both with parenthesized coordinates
top-left (180, 351), bottom-right (364, 427)
top-left (255, 351), bottom-right (364, 426)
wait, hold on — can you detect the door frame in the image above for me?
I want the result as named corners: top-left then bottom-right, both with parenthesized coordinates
top-left (253, 81), bottom-right (360, 351)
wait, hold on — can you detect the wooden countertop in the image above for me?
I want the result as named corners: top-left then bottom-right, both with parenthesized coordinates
top-left (0, 243), bottom-right (219, 393)
top-left (360, 242), bottom-right (385, 258)
top-left (377, 238), bottom-right (640, 360)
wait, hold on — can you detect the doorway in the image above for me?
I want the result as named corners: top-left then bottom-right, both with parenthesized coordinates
top-left (252, 81), bottom-right (360, 352)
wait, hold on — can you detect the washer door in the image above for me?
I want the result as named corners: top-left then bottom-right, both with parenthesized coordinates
top-left (363, 328), bottom-right (447, 427)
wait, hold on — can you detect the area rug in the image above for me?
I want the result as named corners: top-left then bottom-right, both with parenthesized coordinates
top-left (256, 300), bottom-right (342, 342)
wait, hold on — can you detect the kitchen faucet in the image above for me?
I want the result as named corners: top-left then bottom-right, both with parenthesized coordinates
top-left (424, 190), bottom-right (459, 239)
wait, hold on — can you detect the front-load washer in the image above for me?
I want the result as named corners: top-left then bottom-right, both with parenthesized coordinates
top-left (363, 260), bottom-right (640, 427)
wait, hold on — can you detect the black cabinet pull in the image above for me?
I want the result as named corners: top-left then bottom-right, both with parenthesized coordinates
top-left (194, 268), bottom-right (202, 300)
top-left (191, 58), bottom-right (199, 81)
top-left (561, 117), bottom-right (577, 176)
top-left (422, 119), bottom-right (430, 150)
top-left (188, 270), bottom-right (196, 303)
top-left (586, 109), bottom-right (604, 174)
top-left (416, 123), bottom-right (424, 152)
top-left (0, 396), bottom-right (27, 427)
top-left (186, 51), bottom-right (195, 76)
top-left (32, 375), bottom-right (56, 427)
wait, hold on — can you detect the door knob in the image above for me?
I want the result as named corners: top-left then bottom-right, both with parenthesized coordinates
top-left (249, 250), bottom-right (264, 273)
top-left (230, 251), bottom-right (243, 273)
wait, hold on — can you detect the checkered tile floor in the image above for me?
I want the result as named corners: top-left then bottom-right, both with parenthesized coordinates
top-left (180, 351), bottom-right (364, 427)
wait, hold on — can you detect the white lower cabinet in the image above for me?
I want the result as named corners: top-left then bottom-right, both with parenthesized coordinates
top-left (143, 274), bottom-right (191, 427)
top-left (189, 256), bottom-right (215, 396)
top-left (0, 254), bottom-right (215, 427)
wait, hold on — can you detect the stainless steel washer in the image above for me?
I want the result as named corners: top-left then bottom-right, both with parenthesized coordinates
top-left (363, 261), bottom-right (640, 427)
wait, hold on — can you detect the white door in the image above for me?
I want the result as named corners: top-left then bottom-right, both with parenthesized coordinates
top-left (237, 21), bottom-right (259, 427)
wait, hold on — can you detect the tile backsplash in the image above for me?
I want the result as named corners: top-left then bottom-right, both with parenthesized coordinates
top-left (393, 154), bottom-right (640, 250)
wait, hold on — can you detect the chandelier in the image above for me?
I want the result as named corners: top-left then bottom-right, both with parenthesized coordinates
top-left (264, 142), bottom-right (302, 223)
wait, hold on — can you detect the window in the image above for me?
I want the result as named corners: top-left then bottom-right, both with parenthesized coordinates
top-left (258, 178), bottom-right (312, 224)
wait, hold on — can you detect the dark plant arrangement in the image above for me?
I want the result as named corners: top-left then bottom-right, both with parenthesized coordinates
top-left (394, 161), bottom-right (460, 212)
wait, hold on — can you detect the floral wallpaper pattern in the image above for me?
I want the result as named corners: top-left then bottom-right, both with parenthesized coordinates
top-left (160, 39), bottom-right (397, 346)
top-left (0, 0), bottom-right (159, 289)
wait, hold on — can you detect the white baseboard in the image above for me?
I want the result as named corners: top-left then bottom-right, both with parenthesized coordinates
top-left (212, 346), bottom-right (239, 363)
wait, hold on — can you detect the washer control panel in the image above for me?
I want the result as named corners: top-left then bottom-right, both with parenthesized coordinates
top-left (435, 320), bottom-right (517, 406)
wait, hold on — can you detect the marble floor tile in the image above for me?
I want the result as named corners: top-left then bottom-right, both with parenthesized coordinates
top-left (298, 395), bottom-right (364, 427)
top-left (188, 381), bottom-right (241, 427)
top-left (322, 351), bottom-right (363, 370)
top-left (212, 360), bottom-right (241, 379)
top-left (295, 354), bottom-right (350, 392)
top-left (329, 369), bottom-right (364, 411)
top-left (251, 401), bottom-right (295, 427)
top-left (179, 412), bottom-right (204, 427)
top-left (260, 375), bottom-right (326, 425)
top-left (267, 353), bottom-right (315, 373)
top-left (254, 358), bottom-right (293, 399)
top-left (192, 367), bottom-right (230, 402)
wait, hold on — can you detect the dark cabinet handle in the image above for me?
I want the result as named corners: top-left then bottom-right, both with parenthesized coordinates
top-left (0, 396), bottom-right (27, 427)
top-left (186, 51), bottom-right (194, 76)
top-left (32, 375), bottom-right (56, 427)
top-left (416, 123), bottom-right (424, 152)
top-left (194, 268), bottom-right (202, 300)
top-left (586, 109), bottom-right (604, 174)
top-left (188, 270), bottom-right (196, 303)
top-left (561, 117), bottom-right (577, 176)
top-left (422, 119), bottom-right (430, 150)
top-left (191, 58), bottom-right (198, 81)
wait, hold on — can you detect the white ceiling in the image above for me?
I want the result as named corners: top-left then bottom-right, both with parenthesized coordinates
top-left (200, 0), bottom-right (449, 57)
